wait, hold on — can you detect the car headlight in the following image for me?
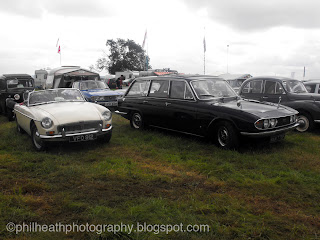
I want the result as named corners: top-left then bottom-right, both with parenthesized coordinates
top-left (41, 117), bottom-right (53, 129)
top-left (14, 94), bottom-right (20, 101)
top-left (263, 119), bottom-right (270, 129)
top-left (102, 110), bottom-right (112, 121)
top-left (269, 118), bottom-right (277, 128)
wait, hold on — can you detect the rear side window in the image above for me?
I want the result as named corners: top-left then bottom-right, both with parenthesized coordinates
top-left (127, 80), bottom-right (150, 97)
top-left (170, 81), bottom-right (194, 100)
top-left (241, 80), bottom-right (263, 94)
top-left (149, 80), bottom-right (169, 98)
top-left (305, 84), bottom-right (316, 93)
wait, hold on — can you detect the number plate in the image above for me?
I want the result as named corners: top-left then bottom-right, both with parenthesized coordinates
top-left (69, 133), bottom-right (97, 142)
top-left (104, 101), bottom-right (118, 106)
top-left (270, 134), bottom-right (285, 143)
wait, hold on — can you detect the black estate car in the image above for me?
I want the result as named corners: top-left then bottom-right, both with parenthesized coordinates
top-left (0, 74), bottom-right (34, 121)
top-left (239, 76), bottom-right (320, 132)
top-left (116, 75), bottom-right (298, 149)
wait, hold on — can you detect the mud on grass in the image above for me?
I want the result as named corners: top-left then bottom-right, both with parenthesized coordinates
top-left (1, 115), bottom-right (320, 239)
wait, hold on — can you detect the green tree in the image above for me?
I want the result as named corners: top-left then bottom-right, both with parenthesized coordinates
top-left (92, 38), bottom-right (151, 74)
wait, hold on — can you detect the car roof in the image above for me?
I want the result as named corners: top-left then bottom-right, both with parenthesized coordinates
top-left (303, 79), bottom-right (320, 84)
top-left (134, 74), bottom-right (224, 82)
top-left (247, 76), bottom-right (299, 81)
top-left (1, 74), bottom-right (33, 79)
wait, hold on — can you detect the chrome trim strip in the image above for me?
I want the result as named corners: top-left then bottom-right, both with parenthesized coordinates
top-left (149, 125), bottom-right (204, 138)
top-left (14, 109), bottom-right (33, 120)
top-left (241, 123), bottom-right (299, 137)
top-left (314, 120), bottom-right (320, 123)
top-left (115, 110), bottom-right (128, 115)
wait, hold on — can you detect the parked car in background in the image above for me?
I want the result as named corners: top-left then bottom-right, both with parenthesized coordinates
top-left (239, 76), bottom-right (320, 132)
top-left (0, 74), bottom-right (34, 121)
top-left (303, 80), bottom-right (320, 94)
top-left (219, 73), bottom-right (252, 93)
top-left (116, 75), bottom-right (298, 149)
top-left (14, 88), bottom-right (112, 151)
top-left (72, 80), bottom-right (123, 108)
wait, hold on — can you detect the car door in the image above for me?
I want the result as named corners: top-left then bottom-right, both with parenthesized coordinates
top-left (262, 80), bottom-right (288, 103)
top-left (160, 80), bottom-right (198, 133)
top-left (122, 79), bottom-right (150, 117)
top-left (240, 79), bottom-right (263, 101)
top-left (142, 79), bottom-right (170, 127)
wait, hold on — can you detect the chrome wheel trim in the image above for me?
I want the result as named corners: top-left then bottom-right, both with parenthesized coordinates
top-left (218, 126), bottom-right (229, 147)
top-left (132, 113), bottom-right (142, 129)
top-left (32, 128), bottom-right (43, 149)
top-left (296, 115), bottom-right (309, 132)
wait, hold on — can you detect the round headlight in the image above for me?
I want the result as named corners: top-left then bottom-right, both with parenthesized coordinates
top-left (263, 119), bottom-right (270, 129)
top-left (41, 117), bottom-right (53, 129)
top-left (102, 110), bottom-right (112, 121)
top-left (269, 118), bottom-right (277, 128)
top-left (14, 94), bottom-right (20, 101)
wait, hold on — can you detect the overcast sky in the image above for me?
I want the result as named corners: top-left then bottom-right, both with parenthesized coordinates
top-left (1, 0), bottom-right (320, 79)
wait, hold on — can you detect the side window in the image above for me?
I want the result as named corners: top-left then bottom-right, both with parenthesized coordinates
top-left (127, 80), bottom-right (150, 97)
top-left (149, 80), bottom-right (169, 98)
top-left (170, 81), bottom-right (194, 100)
top-left (264, 81), bottom-right (284, 94)
top-left (0, 80), bottom-right (5, 90)
top-left (241, 80), bottom-right (263, 94)
top-left (305, 84), bottom-right (316, 93)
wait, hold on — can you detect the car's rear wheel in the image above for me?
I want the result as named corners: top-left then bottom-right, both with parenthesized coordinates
top-left (7, 107), bottom-right (14, 121)
top-left (130, 112), bottom-right (144, 129)
top-left (296, 113), bottom-right (313, 132)
top-left (31, 125), bottom-right (46, 151)
top-left (215, 121), bottom-right (239, 149)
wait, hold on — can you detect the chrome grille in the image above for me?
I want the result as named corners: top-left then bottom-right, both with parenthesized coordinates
top-left (58, 121), bottom-right (102, 134)
top-left (277, 116), bottom-right (291, 127)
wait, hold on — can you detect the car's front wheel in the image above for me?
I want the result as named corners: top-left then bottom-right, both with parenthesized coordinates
top-left (296, 113), bottom-right (313, 132)
top-left (101, 131), bottom-right (112, 143)
top-left (215, 121), bottom-right (239, 149)
top-left (31, 125), bottom-right (46, 151)
top-left (130, 112), bottom-right (144, 129)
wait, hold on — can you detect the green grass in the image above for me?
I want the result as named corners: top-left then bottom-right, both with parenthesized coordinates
top-left (0, 114), bottom-right (320, 239)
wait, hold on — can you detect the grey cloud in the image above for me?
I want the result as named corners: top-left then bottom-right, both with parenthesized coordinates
top-left (0, 0), bottom-right (114, 18)
top-left (183, 0), bottom-right (320, 31)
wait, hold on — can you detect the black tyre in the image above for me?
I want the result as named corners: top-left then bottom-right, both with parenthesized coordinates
top-left (31, 124), bottom-right (46, 151)
top-left (7, 107), bottom-right (14, 121)
top-left (296, 113), bottom-right (313, 132)
top-left (101, 131), bottom-right (112, 143)
top-left (215, 121), bottom-right (239, 149)
top-left (130, 112), bottom-right (144, 129)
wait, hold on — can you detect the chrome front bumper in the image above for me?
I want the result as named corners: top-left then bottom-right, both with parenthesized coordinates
top-left (240, 123), bottom-right (299, 137)
top-left (39, 126), bottom-right (112, 140)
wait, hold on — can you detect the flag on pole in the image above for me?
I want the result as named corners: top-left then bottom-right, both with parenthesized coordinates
top-left (203, 36), bottom-right (206, 53)
top-left (142, 30), bottom-right (147, 49)
top-left (58, 45), bottom-right (61, 54)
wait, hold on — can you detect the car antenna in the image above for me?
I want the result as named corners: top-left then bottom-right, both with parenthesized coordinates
top-left (277, 96), bottom-right (281, 109)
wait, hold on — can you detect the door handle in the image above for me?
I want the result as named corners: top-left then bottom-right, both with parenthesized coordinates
top-left (165, 102), bottom-right (171, 106)
top-left (262, 96), bottom-right (268, 99)
top-left (143, 100), bottom-right (148, 104)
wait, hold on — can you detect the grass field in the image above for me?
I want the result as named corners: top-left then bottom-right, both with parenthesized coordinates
top-left (0, 114), bottom-right (320, 239)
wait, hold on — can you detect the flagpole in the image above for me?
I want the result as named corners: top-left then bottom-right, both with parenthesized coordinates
top-left (203, 27), bottom-right (206, 75)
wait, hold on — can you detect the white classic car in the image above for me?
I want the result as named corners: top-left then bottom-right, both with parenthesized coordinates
top-left (14, 88), bottom-right (112, 151)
